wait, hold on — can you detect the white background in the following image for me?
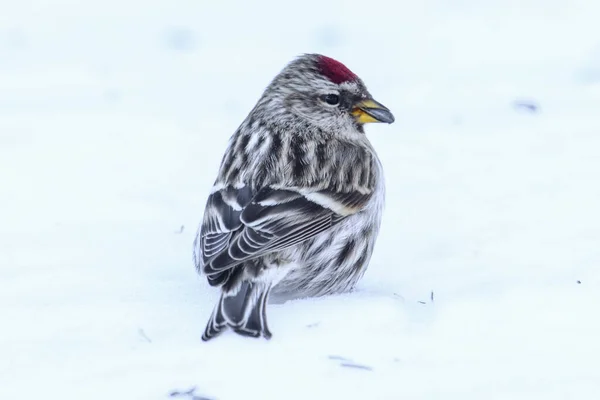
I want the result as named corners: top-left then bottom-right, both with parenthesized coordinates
top-left (1, 1), bottom-right (599, 399)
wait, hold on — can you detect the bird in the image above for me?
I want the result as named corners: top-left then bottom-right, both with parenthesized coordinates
top-left (193, 54), bottom-right (394, 341)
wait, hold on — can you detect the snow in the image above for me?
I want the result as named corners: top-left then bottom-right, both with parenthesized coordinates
top-left (2, 0), bottom-right (600, 399)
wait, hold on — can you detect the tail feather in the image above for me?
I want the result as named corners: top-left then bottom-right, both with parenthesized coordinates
top-left (202, 281), bottom-right (273, 341)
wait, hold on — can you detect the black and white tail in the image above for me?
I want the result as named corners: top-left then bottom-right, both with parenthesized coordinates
top-left (202, 281), bottom-right (273, 341)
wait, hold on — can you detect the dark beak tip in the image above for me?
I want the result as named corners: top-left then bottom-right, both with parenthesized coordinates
top-left (365, 107), bottom-right (395, 124)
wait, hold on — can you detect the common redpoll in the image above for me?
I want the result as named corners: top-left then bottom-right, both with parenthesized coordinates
top-left (193, 54), bottom-right (394, 341)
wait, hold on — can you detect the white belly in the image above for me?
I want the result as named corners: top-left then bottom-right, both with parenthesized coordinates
top-left (272, 157), bottom-right (385, 299)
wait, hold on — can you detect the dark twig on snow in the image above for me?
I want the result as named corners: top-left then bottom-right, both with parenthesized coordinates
top-left (328, 355), bottom-right (373, 371)
top-left (512, 99), bottom-right (539, 113)
top-left (340, 363), bottom-right (373, 371)
top-left (138, 328), bottom-right (152, 343)
top-left (169, 386), bottom-right (214, 400)
top-left (328, 355), bottom-right (351, 362)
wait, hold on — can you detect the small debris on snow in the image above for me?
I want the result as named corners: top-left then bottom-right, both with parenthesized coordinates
top-left (512, 99), bottom-right (540, 113)
top-left (169, 387), bottom-right (196, 397)
top-left (175, 225), bottom-right (185, 234)
top-left (392, 293), bottom-right (405, 302)
top-left (340, 363), bottom-right (373, 371)
top-left (577, 280), bottom-right (582, 284)
top-left (329, 355), bottom-right (373, 371)
top-left (306, 321), bottom-right (321, 328)
top-left (169, 386), bottom-right (213, 400)
top-left (328, 355), bottom-right (351, 362)
top-left (138, 328), bottom-right (152, 343)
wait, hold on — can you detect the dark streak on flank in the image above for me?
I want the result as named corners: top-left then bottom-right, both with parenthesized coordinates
top-left (316, 142), bottom-right (327, 172)
top-left (270, 131), bottom-right (283, 162)
top-left (290, 137), bottom-right (307, 180)
top-left (239, 134), bottom-right (250, 166)
top-left (336, 239), bottom-right (355, 265)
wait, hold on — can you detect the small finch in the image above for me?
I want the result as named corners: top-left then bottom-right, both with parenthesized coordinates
top-left (193, 54), bottom-right (394, 341)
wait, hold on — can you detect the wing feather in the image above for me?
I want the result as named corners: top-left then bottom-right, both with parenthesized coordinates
top-left (195, 184), bottom-right (372, 282)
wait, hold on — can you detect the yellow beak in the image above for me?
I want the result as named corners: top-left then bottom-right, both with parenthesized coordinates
top-left (351, 98), bottom-right (395, 124)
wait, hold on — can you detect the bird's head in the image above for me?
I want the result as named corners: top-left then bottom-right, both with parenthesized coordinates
top-left (256, 54), bottom-right (395, 134)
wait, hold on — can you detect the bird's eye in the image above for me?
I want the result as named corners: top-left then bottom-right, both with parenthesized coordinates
top-left (321, 94), bottom-right (340, 106)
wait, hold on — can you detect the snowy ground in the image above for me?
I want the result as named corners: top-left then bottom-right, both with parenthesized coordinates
top-left (2, 1), bottom-right (600, 399)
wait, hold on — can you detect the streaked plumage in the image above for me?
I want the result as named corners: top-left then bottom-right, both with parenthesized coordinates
top-left (193, 54), bottom-right (394, 340)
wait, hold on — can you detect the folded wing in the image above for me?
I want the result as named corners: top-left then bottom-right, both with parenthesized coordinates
top-left (194, 184), bottom-right (372, 286)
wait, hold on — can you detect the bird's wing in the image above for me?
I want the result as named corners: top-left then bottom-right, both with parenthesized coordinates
top-left (193, 185), bottom-right (254, 273)
top-left (195, 185), bottom-right (372, 280)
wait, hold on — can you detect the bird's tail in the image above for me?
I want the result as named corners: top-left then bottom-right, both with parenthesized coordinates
top-left (202, 281), bottom-right (273, 341)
